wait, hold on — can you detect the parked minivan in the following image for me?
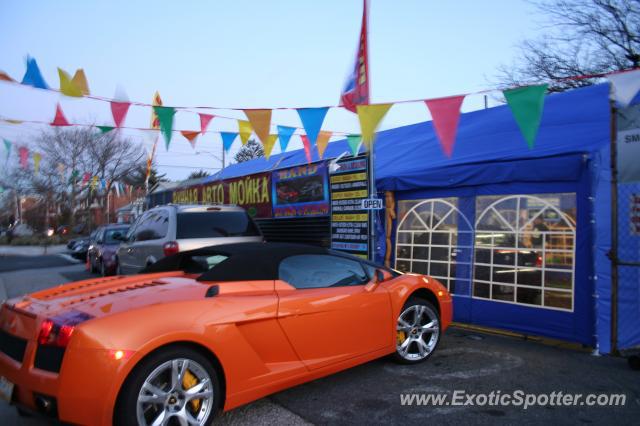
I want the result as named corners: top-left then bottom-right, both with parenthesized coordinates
top-left (115, 204), bottom-right (263, 274)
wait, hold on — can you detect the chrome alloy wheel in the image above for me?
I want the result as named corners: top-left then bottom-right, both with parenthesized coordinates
top-left (136, 358), bottom-right (214, 426)
top-left (396, 304), bottom-right (440, 361)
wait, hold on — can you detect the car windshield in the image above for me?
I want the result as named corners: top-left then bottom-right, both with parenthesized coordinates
top-left (176, 211), bottom-right (260, 239)
top-left (104, 227), bottom-right (129, 244)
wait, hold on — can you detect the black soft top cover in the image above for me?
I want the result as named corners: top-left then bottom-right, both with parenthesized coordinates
top-left (142, 242), bottom-right (335, 282)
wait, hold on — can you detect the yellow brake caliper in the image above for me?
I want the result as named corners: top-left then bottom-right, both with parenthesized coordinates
top-left (182, 369), bottom-right (201, 412)
top-left (397, 330), bottom-right (406, 346)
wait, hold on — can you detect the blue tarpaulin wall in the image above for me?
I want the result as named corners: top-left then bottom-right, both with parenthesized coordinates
top-left (157, 84), bottom-right (636, 353)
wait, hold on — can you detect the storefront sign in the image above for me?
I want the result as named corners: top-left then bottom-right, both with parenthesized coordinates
top-left (617, 105), bottom-right (640, 183)
top-left (330, 155), bottom-right (370, 258)
top-left (272, 163), bottom-right (329, 218)
top-left (171, 172), bottom-right (272, 218)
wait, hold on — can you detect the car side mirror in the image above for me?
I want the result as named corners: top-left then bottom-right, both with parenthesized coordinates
top-left (375, 268), bottom-right (392, 284)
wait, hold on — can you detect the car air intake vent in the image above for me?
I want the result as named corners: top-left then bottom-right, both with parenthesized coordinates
top-left (60, 280), bottom-right (168, 307)
top-left (0, 329), bottom-right (27, 363)
top-left (254, 217), bottom-right (330, 247)
top-left (205, 285), bottom-right (219, 298)
top-left (38, 276), bottom-right (123, 299)
top-left (34, 345), bottom-right (65, 373)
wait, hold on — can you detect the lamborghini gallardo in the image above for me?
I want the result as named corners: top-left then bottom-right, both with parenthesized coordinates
top-left (0, 242), bottom-right (452, 425)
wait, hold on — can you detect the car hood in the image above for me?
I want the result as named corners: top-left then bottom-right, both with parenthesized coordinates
top-left (5, 272), bottom-right (211, 320)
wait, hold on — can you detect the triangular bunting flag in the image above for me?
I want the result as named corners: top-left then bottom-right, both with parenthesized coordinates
top-left (58, 68), bottom-right (83, 97)
top-left (425, 95), bottom-right (465, 157)
top-left (297, 107), bottom-right (329, 146)
top-left (608, 69), bottom-right (640, 107)
top-left (51, 103), bottom-right (70, 126)
top-left (263, 134), bottom-right (278, 160)
top-left (244, 109), bottom-right (272, 145)
top-left (277, 125), bottom-right (296, 153)
top-left (316, 131), bottom-right (332, 159)
top-left (33, 152), bottom-right (42, 175)
top-left (0, 71), bottom-right (14, 82)
top-left (356, 103), bottom-right (393, 148)
top-left (150, 91), bottom-right (163, 129)
top-left (199, 113), bottom-right (214, 134)
top-left (97, 125), bottom-right (115, 134)
top-left (181, 131), bottom-right (200, 149)
top-left (347, 134), bottom-right (362, 156)
top-left (300, 135), bottom-right (312, 164)
top-left (18, 147), bottom-right (29, 169)
top-left (110, 101), bottom-right (130, 128)
top-left (3, 139), bottom-right (11, 160)
top-left (238, 120), bottom-right (252, 145)
top-left (21, 56), bottom-right (49, 89)
top-left (503, 84), bottom-right (548, 149)
top-left (153, 106), bottom-right (176, 150)
top-left (71, 69), bottom-right (90, 96)
top-left (220, 132), bottom-right (238, 152)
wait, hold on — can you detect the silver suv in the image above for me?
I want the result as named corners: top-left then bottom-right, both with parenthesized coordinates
top-left (115, 204), bottom-right (263, 274)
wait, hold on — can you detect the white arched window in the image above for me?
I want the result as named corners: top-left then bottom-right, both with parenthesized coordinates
top-left (473, 194), bottom-right (576, 311)
top-left (395, 198), bottom-right (473, 292)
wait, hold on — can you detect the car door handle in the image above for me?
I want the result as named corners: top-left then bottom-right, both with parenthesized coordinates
top-left (127, 248), bottom-right (134, 253)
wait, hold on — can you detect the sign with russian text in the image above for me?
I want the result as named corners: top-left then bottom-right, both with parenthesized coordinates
top-left (171, 172), bottom-right (272, 218)
top-left (272, 162), bottom-right (330, 218)
top-left (330, 155), bottom-right (370, 258)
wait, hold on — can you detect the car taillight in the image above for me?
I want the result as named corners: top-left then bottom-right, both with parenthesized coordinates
top-left (38, 312), bottom-right (92, 347)
top-left (163, 241), bottom-right (179, 257)
top-left (536, 255), bottom-right (543, 268)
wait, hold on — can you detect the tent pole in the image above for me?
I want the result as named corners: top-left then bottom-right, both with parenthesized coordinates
top-left (609, 95), bottom-right (619, 355)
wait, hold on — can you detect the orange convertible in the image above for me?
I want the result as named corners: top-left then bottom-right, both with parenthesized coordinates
top-left (0, 242), bottom-right (452, 425)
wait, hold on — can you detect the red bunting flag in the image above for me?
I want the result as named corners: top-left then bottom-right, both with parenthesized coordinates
top-left (51, 103), bottom-right (70, 126)
top-left (424, 95), bottom-right (465, 157)
top-left (110, 101), bottom-right (131, 128)
top-left (199, 113), bottom-right (214, 135)
top-left (300, 135), bottom-right (312, 164)
top-left (18, 146), bottom-right (29, 169)
top-left (181, 131), bottom-right (200, 149)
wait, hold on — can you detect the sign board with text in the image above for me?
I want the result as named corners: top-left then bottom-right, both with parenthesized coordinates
top-left (330, 155), bottom-right (370, 259)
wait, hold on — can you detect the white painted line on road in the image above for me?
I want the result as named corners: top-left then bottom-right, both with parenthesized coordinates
top-left (58, 254), bottom-right (83, 264)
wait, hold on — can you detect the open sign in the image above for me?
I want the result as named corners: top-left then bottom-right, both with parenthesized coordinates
top-left (361, 198), bottom-right (383, 210)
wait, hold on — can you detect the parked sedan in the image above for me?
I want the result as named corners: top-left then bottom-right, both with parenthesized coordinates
top-left (87, 224), bottom-right (130, 276)
top-left (0, 242), bottom-right (452, 425)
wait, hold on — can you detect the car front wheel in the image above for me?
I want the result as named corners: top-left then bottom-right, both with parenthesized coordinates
top-left (393, 298), bottom-right (441, 364)
top-left (115, 347), bottom-right (221, 426)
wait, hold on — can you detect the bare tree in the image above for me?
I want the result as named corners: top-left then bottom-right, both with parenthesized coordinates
top-left (186, 169), bottom-right (211, 180)
top-left (234, 139), bottom-right (264, 163)
top-left (495, 0), bottom-right (640, 92)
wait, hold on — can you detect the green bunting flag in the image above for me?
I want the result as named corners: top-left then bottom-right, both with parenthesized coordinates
top-left (97, 125), bottom-right (115, 134)
top-left (503, 84), bottom-right (548, 149)
top-left (153, 106), bottom-right (176, 150)
top-left (347, 134), bottom-right (362, 156)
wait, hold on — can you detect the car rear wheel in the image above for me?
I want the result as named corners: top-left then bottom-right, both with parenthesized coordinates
top-left (392, 298), bottom-right (440, 364)
top-left (115, 347), bottom-right (221, 426)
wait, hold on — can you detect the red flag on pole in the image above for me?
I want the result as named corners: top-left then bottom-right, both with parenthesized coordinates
top-left (340, 0), bottom-right (370, 113)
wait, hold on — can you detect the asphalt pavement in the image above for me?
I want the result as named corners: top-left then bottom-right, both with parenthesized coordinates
top-left (0, 252), bottom-right (639, 425)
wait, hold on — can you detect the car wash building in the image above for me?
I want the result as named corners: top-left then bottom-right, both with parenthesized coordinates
top-left (147, 83), bottom-right (639, 355)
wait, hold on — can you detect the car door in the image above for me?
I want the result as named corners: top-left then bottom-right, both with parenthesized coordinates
top-left (118, 215), bottom-right (146, 274)
top-left (276, 254), bottom-right (393, 370)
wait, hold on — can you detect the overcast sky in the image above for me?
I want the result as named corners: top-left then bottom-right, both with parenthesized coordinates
top-left (0, 0), bottom-right (542, 180)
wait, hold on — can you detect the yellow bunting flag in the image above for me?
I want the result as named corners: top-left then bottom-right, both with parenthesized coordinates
top-left (71, 69), bottom-right (90, 96)
top-left (263, 134), bottom-right (278, 160)
top-left (33, 152), bottom-right (42, 175)
top-left (91, 175), bottom-right (98, 190)
top-left (238, 120), bottom-right (252, 145)
top-left (150, 91), bottom-right (163, 129)
top-left (356, 103), bottom-right (393, 149)
top-left (244, 109), bottom-right (272, 145)
top-left (316, 130), bottom-right (332, 159)
top-left (58, 68), bottom-right (83, 97)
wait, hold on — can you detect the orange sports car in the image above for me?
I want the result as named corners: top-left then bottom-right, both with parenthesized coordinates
top-left (0, 242), bottom-right (452, 425)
